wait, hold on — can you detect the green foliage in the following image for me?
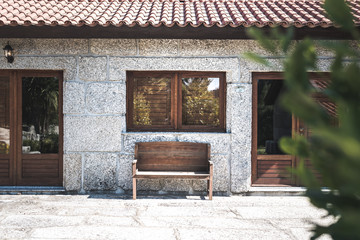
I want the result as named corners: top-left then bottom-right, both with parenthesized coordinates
top-left (182, 77), bottom-right (220, 126)
top-left (23, 133), bottom-right (59, 153)
top-left (246, 0), bottom-right (360, 239)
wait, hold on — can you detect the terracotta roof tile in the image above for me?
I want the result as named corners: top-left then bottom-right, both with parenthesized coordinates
top-left (0, 0), bottom-right (360, 28)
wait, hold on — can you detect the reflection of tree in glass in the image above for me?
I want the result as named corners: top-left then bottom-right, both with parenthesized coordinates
top-left (22, 77), bottom-right (59, 134)
top-left (22, 77), bottom-right (59, 153)
top-left (182, 77), bottom-right (219, 126)
top-left (133, 77), bottom-right (171, 126)
top-left (257, 80), bottom-right (274, 153)
top-left (133, 92), bottom-right (152, 126)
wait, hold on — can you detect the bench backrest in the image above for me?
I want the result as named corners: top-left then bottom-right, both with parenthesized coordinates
top-left (135, 142), bottom-right (210, 172)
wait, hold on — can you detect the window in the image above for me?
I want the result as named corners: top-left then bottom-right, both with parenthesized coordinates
top-left (127, 71), bottom-right (226, 132)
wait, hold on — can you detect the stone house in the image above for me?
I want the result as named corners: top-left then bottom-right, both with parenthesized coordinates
top-left (0, 0), bottom-right (358, 195)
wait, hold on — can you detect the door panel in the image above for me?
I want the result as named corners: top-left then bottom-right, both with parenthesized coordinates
top-left (0, 74), bottom-right (13, 185)
top-left (0, 70), bottom-right (63, 186)
top-left (252, 76), bottom-right (295, 185)
top-left (17, 73), bottom-right (63, 186)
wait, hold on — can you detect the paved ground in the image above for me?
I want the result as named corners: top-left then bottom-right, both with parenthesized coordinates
top-left (0, 194), bottom-right (333, 240)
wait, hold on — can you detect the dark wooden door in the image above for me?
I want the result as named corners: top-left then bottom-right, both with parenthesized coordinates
top-left (0, 70), bottom-right (63, 186)
top-left (0, 71), bottom-right (14, 185)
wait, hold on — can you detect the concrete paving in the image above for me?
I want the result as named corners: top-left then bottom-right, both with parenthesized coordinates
top-left (0, 194), bottom-right (333, 240)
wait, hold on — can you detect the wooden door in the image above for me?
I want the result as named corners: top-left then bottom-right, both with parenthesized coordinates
top-left (0, 70), bottom-right (63, 186)
top-left (0, 71), bottom-right (14, 185)
top-left (252, 75), bottom-right (296, 186)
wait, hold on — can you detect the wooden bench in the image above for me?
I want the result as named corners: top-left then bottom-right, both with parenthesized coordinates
top-left (132, 141), bottom-right (213, 200)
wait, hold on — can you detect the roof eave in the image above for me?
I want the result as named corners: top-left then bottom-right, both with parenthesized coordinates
top-left (0, 25), bottom-right (356, 40)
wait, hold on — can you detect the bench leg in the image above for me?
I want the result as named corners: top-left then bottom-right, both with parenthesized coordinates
top-left (133, 178), bottom-right (137, 200)
top-left (208, 179), bottom-right (213, 200)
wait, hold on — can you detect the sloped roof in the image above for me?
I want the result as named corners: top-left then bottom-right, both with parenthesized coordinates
top-left (1, 0), bottom-right (359, 29)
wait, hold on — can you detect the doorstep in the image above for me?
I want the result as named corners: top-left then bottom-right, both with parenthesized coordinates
top-left (246, 186), bottom-right (307, 196)
top-left (0, 186), bottom-right (65, 195)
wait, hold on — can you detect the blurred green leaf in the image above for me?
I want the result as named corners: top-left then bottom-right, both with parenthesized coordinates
top-left (324, 0), bottom-right (354, 32)
top-left (247, 27), bottom-right (277, 53)
top-left (243, 52), bottom-right (270, 66)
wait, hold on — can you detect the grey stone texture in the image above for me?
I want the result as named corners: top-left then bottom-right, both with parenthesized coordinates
top-left (0, 56), bottom-right (77, 81)
top-left (83, 153), bottom-right (117, 190)
top-left (63, 154), bottom-right (82, 191)
top-left (139, 39), bottom-right (179, 56)
top-left (2, 38), bottom-right (337, 193)
top-left (64, 116), bottom-right (122, 152)
top-left (63, 81), bottom-right (85, 114)
top-left (90, 39), bottom-right (137, 56)
top-left (0, 38), bottom-right (88, 55)
top-left (86, 82), bottom-right (126, 114)
top-left (109, 57), bottom-right (239, 82)
top-left (78, 56), bottom-right (107, 81)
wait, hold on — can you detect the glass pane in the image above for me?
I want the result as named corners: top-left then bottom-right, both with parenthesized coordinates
top-left (133, 77), bottom-right (171, 126)
top-left (257, 80), bottom-right (291, 155)
top-left (182, 77), bottom-right (220, 126)
top-left (22, 77), bottom-right (59, 154)
top-left (0, 76), bottom-right (10, 155)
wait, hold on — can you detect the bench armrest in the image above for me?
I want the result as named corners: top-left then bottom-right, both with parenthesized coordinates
top-left (132, 160), bottom-right (137, 176)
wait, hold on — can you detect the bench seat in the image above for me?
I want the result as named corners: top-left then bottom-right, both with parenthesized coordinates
top-left (134, 169), bottom-right (212, 179)
top-left (132, 141), bottom-right (213, 200)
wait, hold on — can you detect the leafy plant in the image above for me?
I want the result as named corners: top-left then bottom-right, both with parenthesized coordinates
top-left (246, 0), bottom-right (360, 239)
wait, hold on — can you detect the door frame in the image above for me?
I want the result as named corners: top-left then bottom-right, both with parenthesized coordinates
top-left (251, 72), bottom-right (330, 186)
top-left (0, 70), bottom-right (63, 186)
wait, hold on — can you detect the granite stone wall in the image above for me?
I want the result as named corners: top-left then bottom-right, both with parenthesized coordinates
top-left (0, 38), bottom-right (338, 194)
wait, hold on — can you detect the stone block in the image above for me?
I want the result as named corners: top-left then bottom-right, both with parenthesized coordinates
top-left (0, 38), bottom-right (36, 55)
top-left (316, 58), bottom-right (332, 72)
top-left (83, 153), bottom-right (117, 190)
top-left (64, 116), bottom-right (122, 152)
top-left (239, 58), bottom-right (284, 83)
top-left (34, 39), bottom-right (88, 55)
top-left (63, 154), bottom-right (82, 191)
top-left (1, 38), bottom-right (88, 55)
top-left (122, 133), bottom-right (177, 153)
top-left (212, 154), bottom-right (230, 192)
top-left (78, 57), bottom-right (107, 81)
top-left (63, 81), bottom-right (85, 114)
top-left (109, 57), bottom-right (239, 82)
top-left (137, 179), bottom-right (162, 191)
top-left (228, 83), bottom-right (252, 136)
top-left (139, 39), bottom-right (179, 56)
top-left (177, 133), bottom-right (231, 154)
top-left (192, 154), bottom-right (230, 193)
top-left (0, 56), bottom-right (77, 81)
top-left (161, 179), bottom-right (193, 192)
top-left (179, 39), bottom-right (275, 56)
top-left (118, 154), bottom-right (133, 190)
top-left (86, 82), bottom-right (126, 114)
top-left (90, 39), bottom-right (137, 56)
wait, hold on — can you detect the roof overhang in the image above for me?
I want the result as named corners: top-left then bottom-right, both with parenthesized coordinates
top-left (0, 25), bottom-right (356, 40)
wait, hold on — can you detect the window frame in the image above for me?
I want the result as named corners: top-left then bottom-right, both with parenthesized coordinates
top-left (126, 71), bottom-right (226, 132)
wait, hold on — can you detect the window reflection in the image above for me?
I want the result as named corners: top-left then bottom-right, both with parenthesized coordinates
top-left (257, 80), bottom-right (291, 155)
top-left (182, 77), bottom-right (220, 126)
top-left (133, 77), bottom-right (172, 126)
top-left (22, 77), bottom-right (59, 154)
top-left (0, 76), bottom-right (10, 154)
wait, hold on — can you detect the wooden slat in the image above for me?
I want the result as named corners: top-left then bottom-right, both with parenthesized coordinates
top-left (22, 172), bottom-right (59, 178)
top-left (257, 160), bottom-right (292, 179)
top-left (253, 178), bottom-right (292, 185)
top-left (136, 142), bottom-right (209, 172)
top-left (23, 168), bottom-right (58, 173)
top-left (135, 171), bottom-right (210, 179)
